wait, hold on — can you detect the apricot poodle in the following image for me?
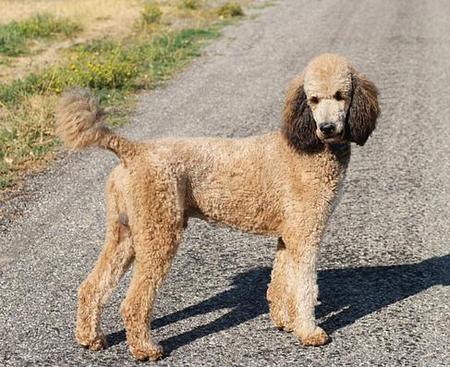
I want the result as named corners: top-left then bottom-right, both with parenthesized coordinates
top-left (56, 53), bottom-right (380, 361)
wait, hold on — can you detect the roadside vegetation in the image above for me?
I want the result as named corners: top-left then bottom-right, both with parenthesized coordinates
top-left (0, 13), bottom-right (80, 57)
top-left (0, 0), bottom-right (249, 191)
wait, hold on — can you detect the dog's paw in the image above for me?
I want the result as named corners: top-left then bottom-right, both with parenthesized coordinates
top-left (270, 312), bottom-right (294, 332)
top-left (76, 334), bottom-right (107, 351)
top-left (273, 319), bottom-right (294, 332)
top-left (297, 326), bottom-right (330, 347)
top-left (130, 343), bottom-right (163, 361)
top-left (267, 290), bottom-right (294, 331)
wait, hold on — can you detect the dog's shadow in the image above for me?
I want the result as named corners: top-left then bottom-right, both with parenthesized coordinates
top-left (106, 254), bottom-right (450, 355)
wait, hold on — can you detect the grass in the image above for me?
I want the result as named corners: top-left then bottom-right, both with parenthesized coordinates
top-left (179, 0), bottom-right (201, 10)
top-left (0, 27), bottom-right (220, 189)
top-left (0, 0), bottom-right (144, 82)
top-left (0, 28), bottom-right (219, 103)
top-left (141, 2), bottom-right (163, 25)
top-left (0, 0), bottom-right (142, 36)
top-left (0, 13), bottom-right (81, 56)
top-left (217, 2), bottom-right (244, 18)
top-left (0, 0), bottom-right (251, 192)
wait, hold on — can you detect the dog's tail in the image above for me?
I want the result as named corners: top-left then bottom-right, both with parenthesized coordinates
top-left (55, 88), bottom-right (138, 162)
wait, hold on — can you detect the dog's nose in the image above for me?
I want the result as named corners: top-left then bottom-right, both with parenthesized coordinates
top-left (319, 123), bottom-right (335, 136)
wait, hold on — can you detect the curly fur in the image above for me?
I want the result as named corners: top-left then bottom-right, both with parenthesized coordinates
top-left (55, 88), bottom-right (107, 150)
top-left (56, 88), bottom-right (138, 162)
top-left (347, 73), bottom-right (380, 145)
top-left (59, 54), bottom-right (380, 361)
top-left (282, 76), bottom-right (324, 153)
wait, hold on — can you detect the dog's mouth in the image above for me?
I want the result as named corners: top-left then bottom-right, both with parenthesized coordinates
top-left (316, 129), bottom-right (345, 143)
top-left (322, 134), bottom-right (345, 143)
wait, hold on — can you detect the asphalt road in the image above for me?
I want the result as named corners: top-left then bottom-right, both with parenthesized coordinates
top-left (1, 0), bottom-right (450, 366)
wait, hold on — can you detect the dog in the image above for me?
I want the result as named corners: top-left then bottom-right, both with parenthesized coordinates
top-left (55, 53), bottom-right (380, 361)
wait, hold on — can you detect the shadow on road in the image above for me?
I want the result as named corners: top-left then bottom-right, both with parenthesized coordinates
top-left (106, 254), bottom-right (450, 356)
top-left (316, 253), bottom-right (450, 332)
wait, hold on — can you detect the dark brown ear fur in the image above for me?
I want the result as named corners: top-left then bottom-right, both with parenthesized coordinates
top-left (347, 73), bottom-right (380, 145)
top-left (282, 76), bottom-right (323, 153)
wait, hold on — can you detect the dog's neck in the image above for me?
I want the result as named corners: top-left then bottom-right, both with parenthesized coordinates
top-left (281, 123), bottom-right (350, 160)
top-left (278, 132), bottom-right (351, 192)
top-left (329, 142), bottom-right (351, 165)
top-left (281, 129), bottom-right (351, 166)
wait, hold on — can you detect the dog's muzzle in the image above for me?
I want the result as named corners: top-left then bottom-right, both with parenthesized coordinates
top-left (319, 123), bottom-right (336, 137)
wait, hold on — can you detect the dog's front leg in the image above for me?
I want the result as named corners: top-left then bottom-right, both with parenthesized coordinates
top-left (277, 226), bottom-right (329, 346)
top-left (289, 238), bottom-right (329, 346)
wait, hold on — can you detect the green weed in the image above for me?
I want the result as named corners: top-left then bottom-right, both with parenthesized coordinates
top-left (0, 27), bottom-right (220, 189)
top-left (179, 0), bottom-right (201, 10)
top-left (141, 3), bottom-right (163, 25)
top-left (0, 0), bottom-right (250, 191)
top-left (217, 2), bottom-right (244, 18)
top-left (0, 28), bottom-right (219, 105)
top-left (0, 94), bottom-right (57, 189)
top-left (0, 13), bottom-right (81, 56)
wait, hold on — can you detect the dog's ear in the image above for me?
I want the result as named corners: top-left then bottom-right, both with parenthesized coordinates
top-left (282, 76), bottom-right (322, 152)
top-left (347, 73), bottom-right (380, 146)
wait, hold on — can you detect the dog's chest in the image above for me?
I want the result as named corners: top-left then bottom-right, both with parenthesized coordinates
top-left (301, 150), bottom-right (349, 211)
top-left (329, 169), bottom-right (346, 214)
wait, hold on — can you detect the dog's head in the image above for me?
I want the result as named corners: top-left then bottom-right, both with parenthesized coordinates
top-left (283, 54), bottom-right (380, 152)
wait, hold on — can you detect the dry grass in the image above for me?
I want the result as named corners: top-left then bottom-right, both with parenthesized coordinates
top-left (0, 94), bottom-right (57, 189)
top-left (0, 0), bottom-right (249, 81)
top-left (0, 0), bottom-right (143, 81)
top-left (0, 0), bottom-right (250, 192)
top-left (0, 0), bottom-right (142, 35)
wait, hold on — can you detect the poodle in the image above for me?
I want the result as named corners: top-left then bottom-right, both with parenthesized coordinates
top-left (55, 53), bottom-right (380, 361)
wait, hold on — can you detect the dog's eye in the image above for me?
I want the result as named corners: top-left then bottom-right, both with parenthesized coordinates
top-left (334, 91), bottom-right (344, 101)
top-left (310, 96), bottom-right (319, 104)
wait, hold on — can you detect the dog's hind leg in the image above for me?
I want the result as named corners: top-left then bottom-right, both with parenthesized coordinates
top-left (120, 224), bottom-right (182, 361)
top-left (120, 177), bottom-right (184, 361)
top-left (76, 175), bottom-right (134, 351)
